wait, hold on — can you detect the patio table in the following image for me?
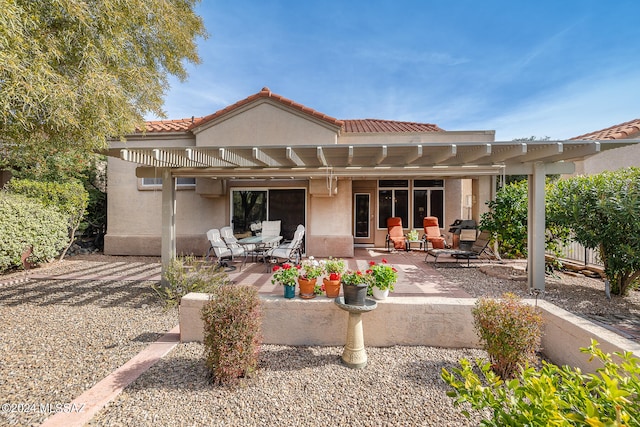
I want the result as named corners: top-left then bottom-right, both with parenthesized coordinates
top-left (238, 235), bottom-right (283, 263)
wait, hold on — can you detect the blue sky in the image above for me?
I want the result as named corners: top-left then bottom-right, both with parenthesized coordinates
top-left (154, 0), bottom-right (640, 141)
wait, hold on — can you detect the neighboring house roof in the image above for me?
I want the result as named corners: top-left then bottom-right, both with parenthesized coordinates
top-left (571, 118), bottom-right (640, 140)
top-left (140, 87), bottom-right (444, 134)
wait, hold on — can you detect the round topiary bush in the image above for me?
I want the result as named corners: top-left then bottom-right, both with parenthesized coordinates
top-left (0, 192), bottom-right (68, 271)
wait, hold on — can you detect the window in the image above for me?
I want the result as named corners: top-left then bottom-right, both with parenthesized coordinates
top-left (413, 180), bottom-right (444, 228)
top-left (141, 177), bottom-right (196, 187)
top-left (378, 180), bottom-right (408, 228)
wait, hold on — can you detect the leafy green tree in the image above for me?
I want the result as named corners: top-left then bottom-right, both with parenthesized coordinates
top-left (0, 0), bottom-right (207, 155)
top-left (480, 180), bottom-right (529, 258)
top-left (548, 168), bottom-right (640, 296)
top-left (481, 179), bottom-right (570, 261)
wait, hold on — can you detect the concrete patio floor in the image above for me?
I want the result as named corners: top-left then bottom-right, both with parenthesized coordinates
top-left (225, 247), bottom-right (473, 298)
top-left (27, 247), bottom-right (475, 298)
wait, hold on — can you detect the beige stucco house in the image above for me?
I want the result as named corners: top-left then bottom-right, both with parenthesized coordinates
top-left (104, 87), bottom-right (633, 291)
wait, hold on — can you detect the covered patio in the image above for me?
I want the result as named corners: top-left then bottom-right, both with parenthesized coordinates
top-left (105, 88), bottom-right (640, 294)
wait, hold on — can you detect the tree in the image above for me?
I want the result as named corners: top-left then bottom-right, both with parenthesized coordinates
top-left (548, 168), bottom-right (640, 296)
top-left (0, 0), bottom-right (207, 156)
top-left (480, 179), bottom-right (570, 261)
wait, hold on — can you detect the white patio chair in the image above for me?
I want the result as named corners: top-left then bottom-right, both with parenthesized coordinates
top-left (206, 228), bottom-right (247, 271)
top-left (221, 226), bottom-right (257, 261)
top-left (265, 224), bottom-right (305, 269)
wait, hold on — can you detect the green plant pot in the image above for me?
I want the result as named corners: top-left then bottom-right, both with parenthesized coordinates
top-left (342, 283), bottom-right (367, 306)
top-left (283, 285), bottom-right (295, 299)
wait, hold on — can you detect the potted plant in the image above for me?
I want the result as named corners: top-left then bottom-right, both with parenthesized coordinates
top-left (298, 257), bottom-right (323, 299)
top-left (367, 258), bottom-right (398, 300)
top-left (407, 229), bottom-right (420, 241)
top-left (271, 263), bottom-right (300, 299)
top-left (321, 257), bottom-right (346, 298)
top-left (341, 269), bottom-right (371, 306)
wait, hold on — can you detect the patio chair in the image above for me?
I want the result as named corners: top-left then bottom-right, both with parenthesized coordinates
top-left (265, 224), bottom-right (305, 269)
top-left (221, 226), bottom-right (257, 259)
top-left (206, 228), bottom-right (247, 271)
top-left (425, 230), bottom-right (493, 267)
top-left (422, 216), bottom-right (446, 249)
top-left (385, 217), bottom-right (407, 251)
top-left (260, 220), bottom-right (281, 246)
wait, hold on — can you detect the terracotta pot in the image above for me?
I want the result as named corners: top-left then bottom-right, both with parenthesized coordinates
top-left (298, 277), bottom-right (317, 299)
top-left (343, 283), bottom-right (368, 306)
top-left (323, 277), bottom-right (341, 298)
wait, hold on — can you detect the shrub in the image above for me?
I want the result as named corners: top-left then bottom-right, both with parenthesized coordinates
top-left (472, 293), bottom-right (544, 379)
top-left (153, 255), bottom-right (230, 309)
top-left (201, 285), bottom-right (262, 386)
top-left (441, 340), bottom-right (640, 426)
top-left (0, 192), bottom-right (68, 271)
top-left (6, 178), bottom-right (89, 259)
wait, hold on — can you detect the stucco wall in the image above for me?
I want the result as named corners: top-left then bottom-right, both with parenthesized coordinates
top-left (180, 294), bottom-right (640, 374)
top-left (194, 101), bottom-right (338, 147)
top-left (105, 158), bottom-right (225, 256)
top-left (307, 178), bottom-right (354, 257)
top-left (574, 144), bottom-right (640, 175)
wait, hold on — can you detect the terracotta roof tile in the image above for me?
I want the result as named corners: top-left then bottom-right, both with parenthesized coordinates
top-left (343, 119), bottom-right (443, 133)
top-left (571, 118), bottom-right (640, 140)
top-left (141, 118), bottom-right (196, 133)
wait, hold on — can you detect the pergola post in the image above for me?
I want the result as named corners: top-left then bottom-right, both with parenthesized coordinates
top-left (161, 168), bottom-right (176, 284)
top-left (527, 162), bottom-right (546, 293)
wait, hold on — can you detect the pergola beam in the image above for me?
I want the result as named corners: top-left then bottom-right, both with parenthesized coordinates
top-left (317, 146), bottom-right (328, 166)
top-left (252, 147), bottom-right (282, 167)
top-left (286, 147), bottom-right (305, 166)
top-left (404, 145), bottom-right (423, 164)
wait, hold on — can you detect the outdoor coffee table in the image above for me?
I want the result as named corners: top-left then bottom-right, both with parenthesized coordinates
top-left (406, 239), bottom-right (425, 251)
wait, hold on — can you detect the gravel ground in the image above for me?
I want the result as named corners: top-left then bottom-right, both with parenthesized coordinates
top-left (434, 260), bottom-right (640, 334)
top-left (89, 344), bottom-right (487, 427)
top-left (2, 254), bottom-right (639, 426)
top-left (0, 257), bottom-right (177, 427)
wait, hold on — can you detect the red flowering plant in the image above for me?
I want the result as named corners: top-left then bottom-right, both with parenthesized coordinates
top-left (341, 269), bottom-right (372, 287)
top-left (271, 263), bottom-right (301, 287)
top-left (321, 257), bottom-right (346, 280)
top-left (366, 258), bottom-right (398, 294)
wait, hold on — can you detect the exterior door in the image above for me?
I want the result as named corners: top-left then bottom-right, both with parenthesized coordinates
top-left (353, 192), bottom-right (374, 245)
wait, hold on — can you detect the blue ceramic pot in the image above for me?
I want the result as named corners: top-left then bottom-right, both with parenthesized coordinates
top-left (283, 285), bottom-right (296, 299)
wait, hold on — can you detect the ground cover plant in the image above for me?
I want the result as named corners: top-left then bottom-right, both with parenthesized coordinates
top-left (442, 340), bottom-right (640, 426)
top-left (153, 255), bottom-right (230, 309)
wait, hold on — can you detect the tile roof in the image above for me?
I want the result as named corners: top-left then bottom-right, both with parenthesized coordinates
top-left (571, 118), bottom-right (640, 140)
top-left (141, 118), bottom-right (195, 133)
top-left (343, 118), bottom-right (443, 133)
top-left (139, 88), bottom-right (444, 135)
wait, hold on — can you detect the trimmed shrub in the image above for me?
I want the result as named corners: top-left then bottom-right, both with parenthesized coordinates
top-left (472, 293), bottom-right (544, 379)
top-left (442, 340), bottom-right (640, 426)
top-left (6, 178), bottom-right (89, 259)
top-left (152, 255), bottom-right (230, 309)
top-left (0, 192), bottom-right (68, 271)
top-left (201, 285), bottom-right (262, 386)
